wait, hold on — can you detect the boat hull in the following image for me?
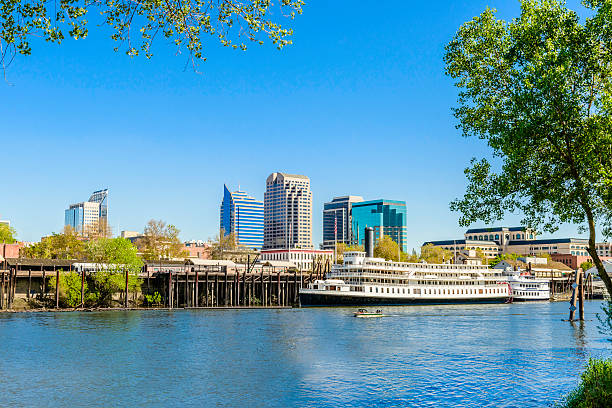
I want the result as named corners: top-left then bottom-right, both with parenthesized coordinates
top-left (299, 291), bottom-right (508, 307)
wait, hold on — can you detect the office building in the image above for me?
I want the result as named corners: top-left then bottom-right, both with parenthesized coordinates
top-left (263, 172), bottom-right (312, 250)
top-left (64, 189), bottom-right (108, 236)
top-left (322, 196), bottom-right (364, 250)
top-left (220, 184), bottom-right (264, 249)
top-left (423, 226), bottom-right (612, 268)
top-left (351, 199), bottom-right (408, 252)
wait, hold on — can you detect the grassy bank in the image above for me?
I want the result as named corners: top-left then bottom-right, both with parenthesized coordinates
top-left (560, 359), bottom-right (612, 407)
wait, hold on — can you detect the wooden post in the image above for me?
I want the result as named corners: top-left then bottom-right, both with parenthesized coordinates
top-left (224, 267), bottom-right (228, 307)
top-left (205, 270), bottom-right (209, 307)
top-left (260, 269), bottom-right (264, 306)
top-left (124, 267), bottom-right (129, 308)
top-left (81, 268), bottom-right (85, 308)
top-left (215, 273), bottom-right (219, 307)
top-left (1, 272), bottom-right (5, 309)
top-left (168, 272), bottom-right (173, 308)
top-left (195, 267), bottom-right (199, 308)
top-left (27, 269), bottom-right (31, 299)
top-left (579, 271), bottom-right (585, 321)
top-left (55, 266), bottom-right (59, 309)
top-left (277, 270), bottom-right (281, 306)
top-left (184, 267), bottom-right (189, 307)
top-left (7, 268), bottom-right (11, 309)
top-left (42, 267), bottom-right (46, 299)
top-left (569, 270), bottom-right (580, 321)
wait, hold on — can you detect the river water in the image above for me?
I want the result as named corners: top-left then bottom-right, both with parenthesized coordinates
top-left (1, 301), bottom-right (610, 407)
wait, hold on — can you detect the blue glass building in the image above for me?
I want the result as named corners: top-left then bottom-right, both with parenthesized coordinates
top-left (351, 199), bottom-right (408, 252)
top-left (220, 185), bottom-right (264, 249)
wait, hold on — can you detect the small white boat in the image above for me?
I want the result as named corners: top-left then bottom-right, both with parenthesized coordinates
top-left (354, 309), bottom-right (383, 318)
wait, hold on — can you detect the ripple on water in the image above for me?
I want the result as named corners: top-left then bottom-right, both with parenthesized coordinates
top-left (0, 301), bottom-right (609, 407)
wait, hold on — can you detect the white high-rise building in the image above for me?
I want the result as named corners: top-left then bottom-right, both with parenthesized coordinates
top-left (64, 189), bottom-right (108, 236)
top-left (263, 173), bottom-right (312, 250)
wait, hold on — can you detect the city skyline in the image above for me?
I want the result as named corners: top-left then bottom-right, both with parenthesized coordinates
top-left (0, 0), bottom-right (595, 251)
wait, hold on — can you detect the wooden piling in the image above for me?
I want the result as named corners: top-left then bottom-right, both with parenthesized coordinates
top-left (277, 271), bottom-right (281, 306)
top-left (215, 273), bottom-right (219, 307)
top-left (224, 267), bottom-right (228, 307)
top-left (1, 272), bottom-right (5, 309)
top-left (27, 269), bottom-right (31, 299)
top-left (42, 267), bottom-right (46, 300)
top-left (195, 267), bottom-right (199, 308)
top-left (579, 272), bottom-right (584, 321)
top-left (55, 266), bottom-right (59, 309)
top-left (168, 272), bottom-right (173, 308)
top-left (125, 268), bottom-right (129, 308)
top-left (260, 270), bottom-right (265, 306)
top-left (81, 268), bottom-right (85, 308)
top-left (205, 270), bottom-right (209, 307)
top-left (184, 267), bottom-right (189, 308)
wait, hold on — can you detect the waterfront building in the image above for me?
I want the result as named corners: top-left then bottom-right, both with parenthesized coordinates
top-left (263, 173), bottom-right (313, 250)
top-left (351, 199), bottom-right (407, 253)
top-left (65, 189), bottom-right (108, 236)
top-left (220, 184), bottom-right (264, 249)
top-left (424, 226), bottom-right (612, 268)
top-left (183, 240), bottom-right (211, 259)
top-left (260, 248), bottom-right (332, 271)
top-left (120, 230), bottom-right (140, 239)
top-left (0, 220), bottom-right (9, 227)
top-left (322, 196), bottom-right (364, 250)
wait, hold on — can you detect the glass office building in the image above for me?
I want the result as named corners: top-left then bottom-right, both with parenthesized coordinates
top-left (220, 185), bottom-right (264, 249)
top-left (322, 196), bottom-right (363, 250)
top-left (351, 199), bottom-right (408, 252)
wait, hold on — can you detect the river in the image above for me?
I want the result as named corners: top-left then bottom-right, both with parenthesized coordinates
top-left (1, 301), bottom-right (610, 407)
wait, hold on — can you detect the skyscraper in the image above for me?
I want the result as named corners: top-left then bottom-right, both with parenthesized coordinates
top-left (322, 196), bottom-right (364, 250)
top-left (65, 188), bottom-right (108, 236)
top-left (351, 199), bottom-right (407, 252)
top-left (263, 172), bottom-right (312, 250)
top-left (220, 185), bottom-right (264, 249)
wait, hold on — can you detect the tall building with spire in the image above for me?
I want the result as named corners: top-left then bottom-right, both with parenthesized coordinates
top-left (220, 185), bottom-right (264, 249)
top-left (64, 188), bottom-right (109, 236)
top-left (263, 172), bottom-right (312, 250)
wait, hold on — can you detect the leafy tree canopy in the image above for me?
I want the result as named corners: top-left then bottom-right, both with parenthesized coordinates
top-left (0, 223), bottom-right (17, 243)
top-left (0, 0), bottom-right (303, 71)
top-left (21, 226), bottom-right (85, 259)
top-left (137, 219), bottom-right (187, 260)
top-left (420, 243), bottom-right (454, 264)
top-left (444, 0), bottom-right (612, 295)
top-left (374, 235), bottom-right (402, 261)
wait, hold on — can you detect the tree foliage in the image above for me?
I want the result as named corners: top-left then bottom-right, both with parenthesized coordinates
top-left (374, 235), bottom-right (402, 261)
top-left (21, 226), bottom-right (85, 259)
top-left (86, 237), bottom-right (143, 306)
top-left (420, 243), bottom-right (454, 264)
top-left (136, 219), bottom-right (187, 260)
top-left (209, 229), bottom-right (236, 260)
top-left (0, 0), bottom-right (304, 72)
top-left (49, 271), bottom-right (96, 307)
top-left (0, 223), bottom-right (17, 243)
top-left (444, 0), bottom-right (612, 295)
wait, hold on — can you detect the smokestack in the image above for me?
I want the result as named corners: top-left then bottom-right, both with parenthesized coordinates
top-left (365, 227), bottom-right (374, 258)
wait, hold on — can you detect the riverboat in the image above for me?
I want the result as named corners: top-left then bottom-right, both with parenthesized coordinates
top-left (503, 269), bottom-right (550, 301)
top-left (299, 252), bottom-right (512, 306)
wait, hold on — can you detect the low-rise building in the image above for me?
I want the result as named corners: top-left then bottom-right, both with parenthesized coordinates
top-left (492, 256), bottom-right (573, 278)
top-left (260, 249), bottom-right (333, 271)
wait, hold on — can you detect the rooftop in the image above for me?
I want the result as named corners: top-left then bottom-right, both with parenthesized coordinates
top-left (465, 226), bottom-right (528, 234)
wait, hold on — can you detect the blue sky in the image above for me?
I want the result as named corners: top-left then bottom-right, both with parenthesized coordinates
top-left (0, 0), bottom-right (590, 250)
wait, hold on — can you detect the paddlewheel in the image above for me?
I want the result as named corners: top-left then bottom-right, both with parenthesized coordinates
top-left (505, 282), bottom-right (513, 303)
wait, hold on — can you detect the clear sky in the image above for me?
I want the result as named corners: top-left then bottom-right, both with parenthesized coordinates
top-left (0, 0), bottom-right (590, 250)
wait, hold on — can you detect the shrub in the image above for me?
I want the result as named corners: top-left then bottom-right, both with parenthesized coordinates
top-left (560, 358), bottom-right (612, 408)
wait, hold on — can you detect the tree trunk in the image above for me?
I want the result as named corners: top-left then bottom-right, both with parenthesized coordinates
top-left (585, 209), bottom-right (612, 297)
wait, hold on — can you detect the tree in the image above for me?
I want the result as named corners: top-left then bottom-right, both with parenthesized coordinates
top-left (489, 252), bottom-right (521, 267)
top-left (0, 0), bottom-right (304, 72)
top-left (86, 237), bottom-right (143, 306)
top-left (49, 270), bottom-right (96, 307)
top-left (84, 218), bottom-right (113, 239)
top-left (420, 244), bottom-right (454, 264)
top-left (444, 0), bottom-right (612, 296)
top-left (581, 260), bottom-right (594, 272)
top-left (21, 226), bottom-right (85, 259)
top-left (374, 235), bottom-right (402, 261)
top-left (209, 229), bottom-right (236, 260)
top-left (0, 223), bottom-right (17, 243)
top-left (136, 219), bottom-right (187, 261)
